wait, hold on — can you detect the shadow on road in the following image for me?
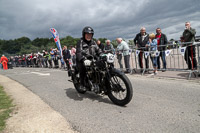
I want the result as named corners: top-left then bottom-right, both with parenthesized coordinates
top-left (177, 72), bottom-right (199, 79)
top-left (65, 88), bottom-right (113, 105)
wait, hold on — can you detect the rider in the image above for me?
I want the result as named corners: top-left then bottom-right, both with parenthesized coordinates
top-left (76, 26), bottom-right (102, 90)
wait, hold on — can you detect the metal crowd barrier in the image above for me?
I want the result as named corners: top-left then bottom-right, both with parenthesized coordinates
top-left (114, 42), bottom-right (200, 79)
top-left (8, 42), bottom-right (200, 79)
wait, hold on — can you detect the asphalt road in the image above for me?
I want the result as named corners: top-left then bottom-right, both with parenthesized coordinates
top-left (0, 68), bottom-right (200, 133)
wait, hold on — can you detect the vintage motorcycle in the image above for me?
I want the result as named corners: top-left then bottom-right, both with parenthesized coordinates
top-left (68, 52), bottom-right (133, 106)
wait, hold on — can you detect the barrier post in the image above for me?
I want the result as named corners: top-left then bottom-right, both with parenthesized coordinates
top-left (197, 43), bottom-right (200, 75)
top-left (130, 49), bottom-right (136, 74)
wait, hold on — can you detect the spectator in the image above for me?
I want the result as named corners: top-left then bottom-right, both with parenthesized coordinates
top-left (30, 53), bottom-right (34, 67)
top-left (0, 55), bottom-right (8, 70)
top-left (0, 56), bottom-right (2, 69)
top-left (47, 52), bottom-right (52, 68)
top-left (134, 27), bottom-right (149, 72)
top-left (37, 52), bottom-right (43, 67)
top-left (10, 56), bottom-right (14, 66)
top-left (18, 55), bottom-right (22, 66)
top-left (27, 54), bottom-right (32, 67)
top-left (50, 48), bottom-right (54, 65)
top-left (71, 46), bottom-right (76, 65)
top-left (39, 50), bottom-right (45, 67)
top-left (116, 38), bottom-right (131, 73)
top-left (22, 55), bottom-right (26, 67)
top-left (43, 51), bottom-right (48, 68)
top-left (182, 22), bottom-right (197, 70)
top-left (15, 56), bottom-right (19, 67)
top-left (62, 46), bottom-right (71, 70)
top-left (104, 40), bottom-right (114, 54)
top-left (155, 28), bottom-right (168, 71)
top-left (54, 48), bottom-right (59, 68)
top-left (42, 50), bottom-right (48, 68)
top-left (116, 44), bottom-right (123, 70)
top-left (148, 33), bottom-right (158, 75)
top-left (7, 58), bottom-right (13, 69)
top-left (97, 40), bottom-right (105, 52)
top-left (33, 53), bottom-right (37, 67)
top-left (25, 55), bottom-right (28, 67)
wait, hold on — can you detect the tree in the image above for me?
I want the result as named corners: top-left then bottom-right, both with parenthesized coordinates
top-left (61, 36), bottom-right (78, 47)
top-left (1, 40), bottom-right (20, 54)
top-left (97, 38), bottom-right (107, 44)
top-left (0, 35), bottom-right (110, 56)
top-left (111, 40), bottom-right (118, 48)
top-left (128, 40), bottom-right (135, 49)
top-left (128, 40), bottom-right (134, 46)
top-left (16, 37), bottom-right (31, 44)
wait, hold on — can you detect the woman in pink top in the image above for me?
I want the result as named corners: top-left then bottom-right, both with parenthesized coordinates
top-left (71, 46), bottom-right (76, 64)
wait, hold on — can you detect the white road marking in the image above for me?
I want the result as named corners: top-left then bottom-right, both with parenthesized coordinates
top-left (31, 72), bottom-right (50, 76)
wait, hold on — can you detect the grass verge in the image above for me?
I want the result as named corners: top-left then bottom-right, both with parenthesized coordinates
top-left (0, 86), bottom-right (14, 132)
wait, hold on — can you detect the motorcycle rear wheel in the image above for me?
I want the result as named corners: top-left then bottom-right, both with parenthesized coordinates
top-left (72, 72), bottom-right (86, 94)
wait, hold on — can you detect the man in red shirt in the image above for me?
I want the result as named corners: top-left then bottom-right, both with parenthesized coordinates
top-left (155, 28), bottom-right (168, 71)
top-left (0, 55), bottom-right (8, 70)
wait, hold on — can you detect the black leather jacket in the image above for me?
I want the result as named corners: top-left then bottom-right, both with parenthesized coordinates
top-left (98, 43), bottom-right (105, 52)
top-left (76, 38), bottom-right (101, 62)
top-left (62, 49), bottom-right (71, 60)
top-left (134, 33), bottom-right (149, 50)
top-left (183, 27), bottom-right (196, 43)
top-left (156, 33), bottom-right (168, 51)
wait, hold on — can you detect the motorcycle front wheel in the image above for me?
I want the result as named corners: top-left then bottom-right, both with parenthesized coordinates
top-left (107, 69), bottom-right (133, 106)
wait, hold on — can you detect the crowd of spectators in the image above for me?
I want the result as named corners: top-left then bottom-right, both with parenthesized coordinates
top-left (1, 22), bottom-right (198, 75)
top-left (2, 46), bottom-right (75, 69)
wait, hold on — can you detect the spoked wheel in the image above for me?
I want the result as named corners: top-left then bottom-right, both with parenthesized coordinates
top-left (72, 72), bottom-right (86, 94)
top-left (107, 70), bottom-right (133, 106)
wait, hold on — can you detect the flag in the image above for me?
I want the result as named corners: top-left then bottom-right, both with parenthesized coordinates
top-left (155, 51), bottom-right (160, 57)
top-left (50, 28), bottom-right (64, 64)
top-left (165, 50), bottom-right (172, 57)
top-left (136, 50), bottom-right (140, 57)
top-left (179, 47), bottom-right (186, 56)
top-left (144, 51), bottom-right (149, 59)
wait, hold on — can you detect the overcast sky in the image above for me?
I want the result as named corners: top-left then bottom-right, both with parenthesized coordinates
top-left (0, 0), bottom-right (200, 41)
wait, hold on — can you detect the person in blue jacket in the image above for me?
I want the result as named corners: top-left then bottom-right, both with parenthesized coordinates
top-left (148, 33), bottom-right (158, 75)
